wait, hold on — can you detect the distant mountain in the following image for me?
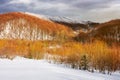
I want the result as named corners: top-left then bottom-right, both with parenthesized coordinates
top-left (49, 16), bottom-right (84, 23)
top-left (0, 12), bottom-right (74, 41)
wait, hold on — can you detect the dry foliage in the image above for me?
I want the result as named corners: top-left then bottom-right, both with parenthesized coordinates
top-left (0, 39), bottom-right (119, 74)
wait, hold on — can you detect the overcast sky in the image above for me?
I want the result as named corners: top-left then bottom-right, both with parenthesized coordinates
top-left (0, 0), bottom-right (120, 22)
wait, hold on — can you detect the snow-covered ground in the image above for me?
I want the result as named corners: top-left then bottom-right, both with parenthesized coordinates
top-left (0, 57), bottom-right (119, 80)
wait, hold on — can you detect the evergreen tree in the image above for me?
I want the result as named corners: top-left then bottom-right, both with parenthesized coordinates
top-left (80, 54), bottom-right (88, 70)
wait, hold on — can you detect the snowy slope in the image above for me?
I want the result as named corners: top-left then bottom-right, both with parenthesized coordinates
top-left (0, 57), bottom-right (119, 80)
top-left (24, 12), bottom-right (50, 21)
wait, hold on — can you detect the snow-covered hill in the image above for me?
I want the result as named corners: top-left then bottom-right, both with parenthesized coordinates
top-left (0, 57), bottom-right (119, 80)
top-left (49, 16), bottom-right (84, 23)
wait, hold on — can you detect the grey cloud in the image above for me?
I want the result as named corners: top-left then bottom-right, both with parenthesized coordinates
top-left (0, 0), bottom-right (9, 4)
top-left (0, 0), bottom-right (120, 22)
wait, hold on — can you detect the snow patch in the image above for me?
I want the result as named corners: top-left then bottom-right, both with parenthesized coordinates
top-left (0, 57), bottom-right (119, 80)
